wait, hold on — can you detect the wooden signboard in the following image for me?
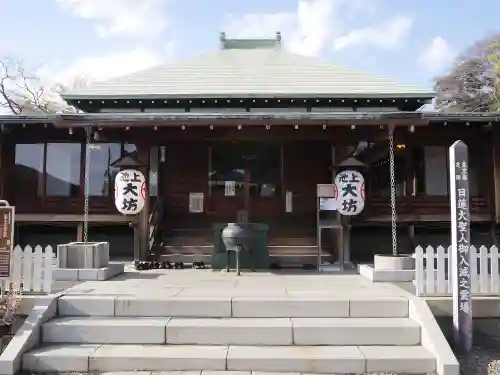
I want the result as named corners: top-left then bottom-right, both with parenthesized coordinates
top-left (0, 201), bottom-right (14, 279)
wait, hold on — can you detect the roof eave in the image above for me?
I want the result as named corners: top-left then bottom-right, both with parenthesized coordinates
top-left (62, 92), bottom-right (436, 101)
top-left (0, 114), bottom-right (54, 123)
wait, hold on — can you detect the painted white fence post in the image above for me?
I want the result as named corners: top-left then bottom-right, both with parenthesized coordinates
top-left (491, 245), bottom-right (499, 294)
top-left (1, 245), bottom-right (53, 293)
top-left (22, 245), bottom-right (33, 292)
top-left (43, 246), bottom-right (53, 293)
top-left (436, 245), bottom-right (446, 294)
top-left (469, 245), bottom-right (478, 294)
top-left (447, 246), bottom-right (453, 294)
top-left (414, 244), bottom-right (500, 297)
top-left (415, 246), bottom-right (425, 296)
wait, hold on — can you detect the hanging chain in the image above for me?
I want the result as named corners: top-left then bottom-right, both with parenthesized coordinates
top-left (83, 127), bottom-right (92, 243)
top-left (388, 126), bottom-right (398, 256)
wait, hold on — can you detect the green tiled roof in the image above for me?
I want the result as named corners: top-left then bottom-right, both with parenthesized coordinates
top-left (62, 34), bottom-right (435, 100)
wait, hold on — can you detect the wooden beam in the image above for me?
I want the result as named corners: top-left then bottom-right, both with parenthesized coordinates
top-left (491, 128), bottom-right (500, 222)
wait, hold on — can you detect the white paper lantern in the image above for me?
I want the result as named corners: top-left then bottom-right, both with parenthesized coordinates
top-left (335, 170), bottom-right (365, 216)
top-left (114, 169), bottom-right (147, 215)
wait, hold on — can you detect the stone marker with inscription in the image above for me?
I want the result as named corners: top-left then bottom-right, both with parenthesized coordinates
top-left (449, 140), bottom-right (473, 353)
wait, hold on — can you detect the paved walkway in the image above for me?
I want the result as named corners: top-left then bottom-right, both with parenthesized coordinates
top-left (61, 266), bottom-right (413, 299)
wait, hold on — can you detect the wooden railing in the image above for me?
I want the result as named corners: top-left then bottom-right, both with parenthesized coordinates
top-left (366, 196), bottom-right (489, 216)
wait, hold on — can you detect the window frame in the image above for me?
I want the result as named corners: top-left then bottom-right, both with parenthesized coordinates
top-left (13, 141), bottom-right (135, 204)
top-left (207, 141), bottom-right (282, 198)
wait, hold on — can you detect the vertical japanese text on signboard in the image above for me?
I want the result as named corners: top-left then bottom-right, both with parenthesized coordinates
top-left (455, 160), bottom-right (471, 315)
top-left (334, 170), bottom-right (365, 216)
top-left (114, 169), bottom-right (146, 215)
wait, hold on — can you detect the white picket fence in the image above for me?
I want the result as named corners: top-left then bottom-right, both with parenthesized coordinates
top-left (0, 245), bottom-right (54, 294)
top-left (414, 245), bottom-right (500, 297)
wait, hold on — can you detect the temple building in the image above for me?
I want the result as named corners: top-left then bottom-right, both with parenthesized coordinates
top-left (2, 32), bottom-right (498, 267)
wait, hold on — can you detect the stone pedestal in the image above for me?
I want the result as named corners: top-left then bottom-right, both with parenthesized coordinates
top-left (374, 254), bottom-right (415, 271)
top-left (54, 242), bottom-right (123, 282)
top-left (57, 242), bottom-right (109, 269)
top-left (358, 254), bottom-right (415, 282)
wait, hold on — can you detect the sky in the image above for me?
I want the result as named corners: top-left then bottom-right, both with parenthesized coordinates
top-left (1, 0), bottom-right (500, 92)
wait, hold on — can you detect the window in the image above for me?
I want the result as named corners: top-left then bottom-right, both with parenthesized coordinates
top-left (149, 147), bottom-right (158, 197)
top-left (13, 141), bottom-right (139, 203)
top-left (423, 146), bottom-right (448, 196)
top-left (14, 144), bottom-right (45, 198)
top-left (87, 143), bottom-right (121, 197)
top-left (415, 146), bottom-right (479, 196)
top-left (46, 143), bottom-right (81, 197)
top-left (371, 152), bottom-right (407, 197)
top-left (209, 142), bottom-right (281, 197)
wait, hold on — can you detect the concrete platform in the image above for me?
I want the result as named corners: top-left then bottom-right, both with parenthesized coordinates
top-left (53, 262), bottom-right (124, 281)
top-left (23, 344), bottom-right (436, 374)
top-left (60, 267), bottom-right (415, 299)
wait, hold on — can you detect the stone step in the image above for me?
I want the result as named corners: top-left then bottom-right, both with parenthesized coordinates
top-left (22, 344), bottom-right (436, 374)
top-left (57, 295), bottom-right (409, 318)
top-left (42, 317), bottom-right (421, 346)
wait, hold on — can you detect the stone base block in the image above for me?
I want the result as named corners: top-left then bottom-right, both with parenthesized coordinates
top-left (231, 297), bottom-right (349, 318)
top-left (292, 317), bottom-right (420, 345)
top-left (226, 345), bottom-right (366, 374)
top-left (166, 318), bottom-right (293, 345)
top-left (43, 317), bottom-right (171, 344)
top-left (358, 264), bottom-right (415, 282)
top-left (53, 262), bottom-right (124, 282)
top-left (58, 295), bottom-right (118, 316)
top-left (374, 254), bottom-right (415, 270)
top-left (114, 296), bottom-right (232, 318)
top-left (57, 242), bottom-right (109, 269)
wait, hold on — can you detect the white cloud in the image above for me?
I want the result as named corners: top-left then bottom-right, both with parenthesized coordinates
top-left (291, 0), bottom-right (341, 56)
top-left (224, 0), bottom-right (412, 56)
top-left (418, 36), bottom-right (455, 75)
top-left (225, 0), bottom-right (344, 56)
top-left (55, 0), bottom-right (168, 38)
top-left (332, 15), bottom-right (413, 51)
top-left (39, 47), bottom-right (169, 85)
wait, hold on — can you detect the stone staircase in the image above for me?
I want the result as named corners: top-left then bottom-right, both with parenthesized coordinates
top-left (22, 295), bottom-right (437, 374)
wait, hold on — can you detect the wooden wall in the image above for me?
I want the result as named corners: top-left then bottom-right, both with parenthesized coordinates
top-left (2, 124), bottom-right (493, 226)
top-left (281, 141), bottom-right (332, 233)
top-left (160, 140), bottom-right (332, 234)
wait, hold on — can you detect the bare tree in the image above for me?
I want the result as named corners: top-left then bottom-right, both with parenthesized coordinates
top-left (434, 33), bottom-right (500, 112)
top-left (0, 57), bottom-right (85, 114)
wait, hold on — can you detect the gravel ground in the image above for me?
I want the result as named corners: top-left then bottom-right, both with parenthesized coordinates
top-left (456, 345), bottom-right (500, 375)
top-left (456, 318), bottom-right (500, 375)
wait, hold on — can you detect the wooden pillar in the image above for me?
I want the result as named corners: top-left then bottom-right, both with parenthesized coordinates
top-left (0, 135), bottom-right (15, 202)
top-left (491, 129), bottom-right (500, 223)
top-left (334, 145), bottom-right (351, 264)
top-left (136, 144), bottom-right (150, 261)
top-left (0, 133), bottom-right (4, 199)
top-left (404, 145), bottom-right (415, 196)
